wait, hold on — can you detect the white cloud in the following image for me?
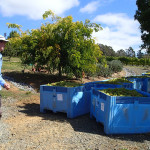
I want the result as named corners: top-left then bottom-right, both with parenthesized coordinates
top-left (80, 0), bottom-right (114, 14)
top-left (80, 1), bottom-right (100, 14)
top-left (92, 13), bottom-right (142, 52)
top-left (0, 0), bottom-right (80, 20)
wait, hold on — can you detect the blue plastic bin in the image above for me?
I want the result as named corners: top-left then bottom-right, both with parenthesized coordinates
top-left (90, 88), bottom-right (150, 134)
top-left (127, 77), bottom-right (150, 93)
top-left (84, 80), bottom-right (133, 91)
top-left (40, 85), bottom-right (90, 118)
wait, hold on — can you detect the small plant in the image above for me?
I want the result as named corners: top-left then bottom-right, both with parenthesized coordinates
top-left (25, 91), bottom-right (31, 95)
top-left (108, 60), bottom-right (123, 73)
top-left (96, 63), bottom-right (112, 77)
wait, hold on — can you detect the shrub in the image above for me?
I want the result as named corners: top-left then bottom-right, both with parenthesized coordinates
top-left (108, 60), bottom-right (123, 73)
top-left (96, 64), bottom-right (112, 77)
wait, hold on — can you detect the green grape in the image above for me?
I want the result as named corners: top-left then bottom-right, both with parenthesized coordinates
top-left (47, 81), bottom-right (82, 87)
top-left (100, 88), bottom-right (146, 97)
top-left (96, 77), bottom-right (132, 85)
top-left (127, 75), bottom-right (150, 78)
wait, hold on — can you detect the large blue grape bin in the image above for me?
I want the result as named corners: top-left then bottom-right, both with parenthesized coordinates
top-left (40, 85), bottom-right (90, 118)
top-left (126, 76), bottom-right (150, 93)
top-left (84, 80), bottom-right (133, 91)
top-left (90, 88), bottom-right (150, 134)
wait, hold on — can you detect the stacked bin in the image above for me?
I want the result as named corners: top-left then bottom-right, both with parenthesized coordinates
top-left (90, 88), bottom-right (150, 134)
top-left (40, 76), bottom-right (150, 134)
top-left (40, 85), bottom-right (90, 118)
top-left (40, 80), bottom-right (133, 119)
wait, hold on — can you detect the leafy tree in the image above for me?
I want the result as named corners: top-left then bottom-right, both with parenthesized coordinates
top-left (39, 11), bottom-right (103, 77)
top-left (10, 10), bottom-right (103, 78)
top-left (4, 36), bottom-right (22, 60)
top-left (7, 30), bottom-right (20, 39)
top-left (135, 0), bottom-right (150, 53)
top-left (126, 47), bottom-right (135, 57)
top-left (116, 49), bottom-right (127, 57)
top-left (137, 49), bottom-right (144, 58)
top-left (98, 44), bottom-right (116, 56)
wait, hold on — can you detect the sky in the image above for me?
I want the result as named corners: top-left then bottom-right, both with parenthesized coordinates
top-left (0, 0), bottom-right (142, 53)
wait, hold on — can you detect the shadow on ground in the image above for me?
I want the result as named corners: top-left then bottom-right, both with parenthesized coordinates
top-left (3, 71), bottom-right (75, 92)
top-left (18, 103), bottom-right (150, 143)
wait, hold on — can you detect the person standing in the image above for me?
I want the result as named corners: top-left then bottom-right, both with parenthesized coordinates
top-left (0, 35), bottom-right (10, 118)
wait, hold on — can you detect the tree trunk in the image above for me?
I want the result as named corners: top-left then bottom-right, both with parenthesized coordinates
top-left (58, 64), bottom-right (62, 77)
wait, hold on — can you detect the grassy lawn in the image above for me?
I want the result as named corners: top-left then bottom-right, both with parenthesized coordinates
top-left (2, 56), bottom-right (32, 72)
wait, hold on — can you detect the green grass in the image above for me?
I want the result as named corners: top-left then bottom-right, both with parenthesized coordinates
top-left (2, 56), bottom-right (32, 72)
top-left (1, 88), bottom-right (39, 100)
top-left (3, 57), bottom-right (21, 62)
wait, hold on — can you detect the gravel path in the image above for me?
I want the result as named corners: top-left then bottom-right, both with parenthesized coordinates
top-left (123, 66), bottom-right (150, 76)
top-left (3, 76), bottom-right (36, 93)
top-left (123, 68), bottom-right (136, 77)
top-left (1, 68), bottom-right (150, 150)
top-left (1, 96), bottom-right (150, 150)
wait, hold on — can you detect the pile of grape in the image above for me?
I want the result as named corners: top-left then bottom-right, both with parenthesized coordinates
top-left (96, 77), bottom-right (132, 85)
top-left (145, 72), bottom-right (150, 75)
top-left (127, 75), bottom-right (150, 78)
top-left (47, 81), bottom-right (82, 87)
top-left (100, 88), bottom-right (146, 97)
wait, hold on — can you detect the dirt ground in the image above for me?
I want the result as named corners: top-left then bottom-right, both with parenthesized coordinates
top-left (1, 67), bottom-right (150, 150)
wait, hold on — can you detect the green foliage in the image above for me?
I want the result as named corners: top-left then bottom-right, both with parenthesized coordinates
top-left (96, 63), bottom-right (112, 77)
top-left (42, 10), bottom-right (61, 21)
top-left (3, 36), bottom-right (22, 60)
top-left (18, 10), bottom-right (103, 78)
top-left (137, 50), bottom-right (144, 58)
top-left (7, 30), bottom-right (20, 39)
top-left (135, 0), bottom-right (150, 53)
top-left (106, 56), bottom-right (150, 66)
top-left (6, 23), bottom-right (23, 33)
top-left (96, 58), bottom-right (123, 78)
top-left (108, 60), bottom-right (123, 73)
top-left (126, 47), bottom-right (135, 57)
top-left (98, 56), bottom-right (108, 68)
top-left (100, 88), bottom-right (145, 97)
top-left (98, 44), bottom-right (116, 56)
top-left (116, 49), bottom-right (127, 57)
